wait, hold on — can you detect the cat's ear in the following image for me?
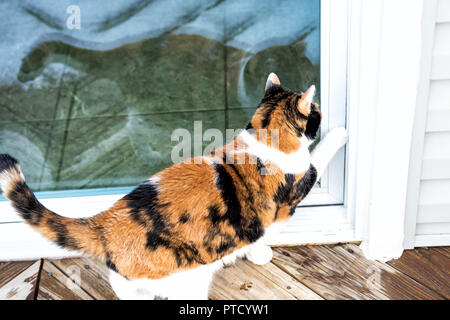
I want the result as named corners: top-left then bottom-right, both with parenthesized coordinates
top-left (297, 85), bottom-right (316, 115)
top-left (265, 72), bottom-right (281, 92)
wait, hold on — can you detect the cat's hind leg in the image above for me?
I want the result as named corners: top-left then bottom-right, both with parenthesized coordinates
top-left (311, 127), bottom-right (348, 179)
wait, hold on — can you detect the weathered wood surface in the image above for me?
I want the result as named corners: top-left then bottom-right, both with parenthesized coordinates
top-left (51, 258), bottom-right (118, 300)
top-left (388, 247), bottom-right (449, 299)
top-left (0, 261), bottom-right (35, 288)
top-left (38, 260), bottom-right (92, 300)
top-left (271, 244), bottom-right (443, 300)
top-left (0, 260), bottom-right (40, 300)
top-left (432, 246), bottom-right (450, 259)
top-left (0, 245), bottom-right (448, 300)
top-left (210, 259), bottom-right (322, 300)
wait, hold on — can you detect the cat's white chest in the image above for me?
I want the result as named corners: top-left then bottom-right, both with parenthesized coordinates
top-left (239, 131), bottom-right (312, 174)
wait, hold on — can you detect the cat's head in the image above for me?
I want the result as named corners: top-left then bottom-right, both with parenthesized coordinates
top-left (246, 73), bottom-right (321, 153)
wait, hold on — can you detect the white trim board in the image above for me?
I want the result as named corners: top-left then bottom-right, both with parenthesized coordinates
top-left (414, 234), bottom-right (450, 247)
top-left (347, 0), bottom-right (426, 261)
top-left (316, 0), bottom-right (348, 206)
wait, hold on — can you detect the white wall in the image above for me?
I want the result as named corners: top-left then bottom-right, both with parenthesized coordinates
top-left (405, 0), bottom-right (450, 248)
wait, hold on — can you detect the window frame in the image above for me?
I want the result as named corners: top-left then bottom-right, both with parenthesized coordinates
top-left (300, 0), bottom-right (348, 207)
top-left (0, 0), bottom-right (361, 256)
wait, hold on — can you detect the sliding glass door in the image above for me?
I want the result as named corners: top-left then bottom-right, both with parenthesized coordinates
top-left (0, 0), bottom-right (345, 206)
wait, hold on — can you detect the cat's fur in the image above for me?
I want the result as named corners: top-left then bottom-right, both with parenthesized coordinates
top-left (0, 73), bottom-right (348, 299)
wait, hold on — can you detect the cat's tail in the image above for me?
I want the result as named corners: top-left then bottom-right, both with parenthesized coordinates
top-left (0, 154), bottom-right (107, 259)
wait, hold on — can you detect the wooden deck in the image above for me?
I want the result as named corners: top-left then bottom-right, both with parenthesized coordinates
top-left (0, 244), bottom-right (448, 300)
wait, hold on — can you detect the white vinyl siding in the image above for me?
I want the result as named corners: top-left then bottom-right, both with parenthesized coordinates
top-left (405, 0), bottom-right (450, 248)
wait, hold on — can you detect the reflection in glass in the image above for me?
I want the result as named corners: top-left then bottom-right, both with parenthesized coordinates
top-left (0, 0), bottom-right (320, 192)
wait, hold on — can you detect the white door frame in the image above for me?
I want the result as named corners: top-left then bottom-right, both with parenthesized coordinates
top-left (348, 0), bottom-right (425, 261)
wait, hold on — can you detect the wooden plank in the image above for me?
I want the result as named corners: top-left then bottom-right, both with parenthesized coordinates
top-left (0, 260), bottom-right (35, 288)
top-left (272, 244), bottom-right (443, 300)
top-left (388, 247), bottom-right (449, 299)
top-left (51, 258), bottom-right (118, 300)
top-left (37, 260), bottom-right (93, 300)
top-left (431, 246), bottom-right (450, 258)
top-left (210, 259), bottom-right (299, 300)
top-left (0, 260), bottom-right (40, 300)
top-left (0, 261), bottom-right (7, 271)
top-left (248, 261), bottom-right (323, 300)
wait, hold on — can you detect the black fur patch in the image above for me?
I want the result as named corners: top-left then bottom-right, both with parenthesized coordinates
top-left (259, 89), bottom-right (290, 128)
top-left (146, 230), bottom-right (171, 250)
top-left (123, 182), bottom-right (173, 251)
top-left (105, 253), bottom-right (119, 273)
top-left (216, 236), bottom-right (236, 255)
top-left (123, 183), bottom-right (169, 249)
top-left (203, 230), bottom-right (236, 257)
top-left (283, 95), bottom-right (309, 137)
top-left (293, 165), bottom-right (318, 202)
top-left (273, 205), bottom-right (280, 221)
top-left (46, 218), bottom-right (79, 250)
top-left (123, 182), bottom-right (158, 226)
top-left (274, 174), bottom-right (295, 204)
top-left (256, 158), bottom-right (265, 174)
top-left (124, 182), bottom-right (204, 266)
top-left (273, 165), bottom-right (318, 216)
top-left (261, 104), bottom-right (276, 128)
top-left (8, 181), bottom-right (44, 226)
top-left (213, 164), bottom-right (263, 243)
top-left (0, 154), bottom-right (18, 174)
top-left (208, 205), bottom-right (222, 226)
top-left (179, 212), bottom-right (190, 224)
top-left (264, 84), bottom-right (285, 97)
top-left (226, 163), bottom-right (255, 204)
top-left (305, 108), bottom-right (321, 140)
top-left (173, 242), bottom-right (205, 267)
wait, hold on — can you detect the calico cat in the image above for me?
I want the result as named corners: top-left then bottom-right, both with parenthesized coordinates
top-left (0, 73), bottom-right (348, 299)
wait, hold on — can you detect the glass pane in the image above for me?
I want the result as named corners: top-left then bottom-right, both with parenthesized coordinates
top-left (0, 0), bottom-right (320, 193)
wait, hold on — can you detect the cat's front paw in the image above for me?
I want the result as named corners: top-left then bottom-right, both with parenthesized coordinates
top-left (324, 127), bottom-right (349, 149)
top-left (246, 245), bottom-right (273, 265)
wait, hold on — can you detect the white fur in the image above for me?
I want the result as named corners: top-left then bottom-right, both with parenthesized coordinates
top-left (0, 167), bottom-right (24, 193)
top-left (311, 127), bottom-right (349, 178)
top-left (304, 85), bottom-right (315, 106)
top-left (239, 130), bottom-right (313, 174)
